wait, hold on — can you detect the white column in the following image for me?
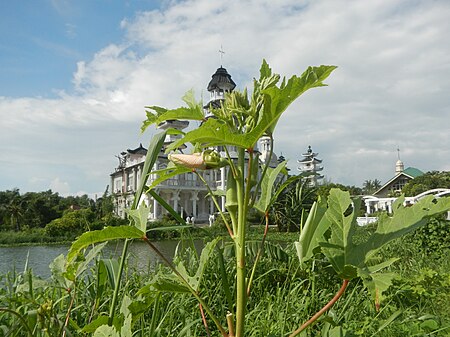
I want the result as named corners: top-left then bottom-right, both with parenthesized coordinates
top-left (365, 201), bottom-right (371, 215)
top-left (192, 191), bottom-right (199, 217)
top-left (220, 167), bottom-right (226, 212)
top-left (153, 193), bottom-right (159, 219)
top-left (210, 198), bottom-right (214, 214)
top-left (172, 190), bottom-right (180, 213)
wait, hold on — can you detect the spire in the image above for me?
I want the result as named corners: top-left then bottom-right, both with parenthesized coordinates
top-left (219, 45), bottom-right (225, 67)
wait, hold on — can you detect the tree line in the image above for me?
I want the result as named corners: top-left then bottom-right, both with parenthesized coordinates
top-left (1, 171), bottom-right (448, 235)
top-left (0, 189), bottom-right (118, 235)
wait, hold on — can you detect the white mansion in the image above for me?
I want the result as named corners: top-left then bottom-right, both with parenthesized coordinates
top-left (110, 66), bottom-right (280, 222)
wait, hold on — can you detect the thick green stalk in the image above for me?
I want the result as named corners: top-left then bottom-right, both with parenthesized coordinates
top-left (235, 147), bottom-right (249, 337)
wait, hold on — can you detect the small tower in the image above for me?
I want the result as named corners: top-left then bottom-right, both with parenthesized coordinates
top-left (203, 66), bottom-right (236, 118)
top-left (395, 148), bottom-right (404, 174)
top-left (259, 136), bottom-right (279, 167)
top-left (298, 145), bottom-right (324, 187)
top-left (157, 120), bottom-right (189, 151)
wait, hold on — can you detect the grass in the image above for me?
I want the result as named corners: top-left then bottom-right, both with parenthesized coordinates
top-left (1, 225), bottom-right (449, 336)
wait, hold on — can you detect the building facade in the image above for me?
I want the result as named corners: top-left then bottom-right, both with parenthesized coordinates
top-left (110, 66), bottom-right (278, 222)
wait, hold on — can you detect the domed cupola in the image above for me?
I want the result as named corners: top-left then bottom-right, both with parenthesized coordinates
top-left (204, 67), bottom-right (236, 115)
top-left (207, 67), bottom-right (236, 92)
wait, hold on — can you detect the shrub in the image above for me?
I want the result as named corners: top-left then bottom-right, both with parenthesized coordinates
top-left (45, 208), bottom-right (95, 237)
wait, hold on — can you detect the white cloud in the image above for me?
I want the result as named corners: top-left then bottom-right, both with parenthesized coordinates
top-left (1, 0), bottom-right (449, 194)
top-left (50, 177), bottom-right (71, 196)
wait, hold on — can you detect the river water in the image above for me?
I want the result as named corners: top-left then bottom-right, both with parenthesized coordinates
top-left (0, 240), bottom-right (202, 279)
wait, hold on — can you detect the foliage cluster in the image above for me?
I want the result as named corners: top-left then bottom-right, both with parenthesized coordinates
top-left (0, 189), bottom-right (119, 243)
top-left (1, 231), bottom-right (449, 336)
top-left (402, 171), bottom-right (450, 196)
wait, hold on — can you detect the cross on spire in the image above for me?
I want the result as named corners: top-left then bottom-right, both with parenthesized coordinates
top-left (219, 45), bottom-right (225, 66)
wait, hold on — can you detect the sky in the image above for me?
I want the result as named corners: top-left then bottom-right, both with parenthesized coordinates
top-left (0, 0), bottom-right (449, 197)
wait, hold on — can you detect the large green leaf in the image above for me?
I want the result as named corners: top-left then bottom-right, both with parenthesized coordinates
top-left (167, 117), bottom-right (255, 151)
top-left (166, 62), bottom-right (337, 151)
top-left (319, 189), bottom-right (360, 279)
top-left (318, 191), bottom-right (450, 279)
top-left (295, 197), bottom-right (328, 265)
top-left (174, 238), bottom-right (220, 291)
top-left (254, 161), bottom-right (288, 213)
top-left (356, 195), bottom-right (450, 261)
top-left (142, 89), bottom-right (204, 133)
top-left (261, 65), bottom-right (337, 135)
top-left (126, 203), bottom-right (150, 232)
top-left (131, 131), bottom-right (167, 210)
top-left (67, 226), bottom-right (144, 263)
top-left (150, 238), bottom-right (220, 294)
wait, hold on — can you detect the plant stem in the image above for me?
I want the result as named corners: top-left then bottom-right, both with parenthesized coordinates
top-left (199, 303), bottom-right (211, 337)
top-left (195, 170), bottom-right (234, 237)
top-left (235, 147), bottom-right (248, 337)
top-left (289, 279), bottom-right (350, 337)
top-left (246, 212), bottom-right (270, 296)
top-left (61, 287), bottom-right (75, 337)
top-left (142, 236), bottom-right (229, 337)
top-left (108, 238), bottom-right (130, 326)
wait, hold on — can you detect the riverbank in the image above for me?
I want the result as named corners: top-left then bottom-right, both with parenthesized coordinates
top-left (0, 224), bottom-right (300, 247)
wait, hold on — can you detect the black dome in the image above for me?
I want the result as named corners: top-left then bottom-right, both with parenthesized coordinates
top-left (207, 67), bottom-right (236, 92)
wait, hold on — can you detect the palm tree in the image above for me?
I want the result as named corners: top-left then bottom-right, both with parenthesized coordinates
top-left (6, 197), bottom-right (24, 231)
top-left (363, 179), bottom-right (381, 195)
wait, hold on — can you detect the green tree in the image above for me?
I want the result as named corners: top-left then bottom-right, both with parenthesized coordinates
top-left (0, 189), bottom-right (22, 231)
top-left (45, 208), bottom-right (96, 238)
top-left (21, 190), bottom-right (62, 228)
top-left (402, 171), bottom-right (450, 196)
top-left (271, 178), bottom-right (316, 232)
top-left (363, 179), bottom-right (382, 194)
top-left (317, 182), bottom-right (362, 199)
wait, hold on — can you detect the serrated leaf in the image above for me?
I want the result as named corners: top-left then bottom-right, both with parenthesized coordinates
top-left (143, 90), bottom-right (204, 130)
top-left (355, 195), bottom-right (450, 262)
top-left (260, 65), bottom-right (337, 135)
top-left (167, 118), bottom-right (254, 151)
top-left (126, 204), bottom-right (150, 232)
top-left (68, 226), bottom-right (144, 263)
top-left (358, 268), bottom-right (398, 305)
top-left (152, 275), bottom-right (190, 293)
top-left (167, 63), bottom-right (337, 151)
top-left (93, 325), bottom-right (119, 337)
top-left (175, 238), bottom-right (220, 291)
top-left (319, 189), bottom-right (360, 279)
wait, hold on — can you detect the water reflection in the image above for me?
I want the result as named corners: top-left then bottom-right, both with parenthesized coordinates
top-left (0, 240), bottom-right (204, 279)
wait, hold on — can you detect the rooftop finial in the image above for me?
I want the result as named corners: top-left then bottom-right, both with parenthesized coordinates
top-left (397, 147), bottom-right (401, 160)
top-left (219, 45), bottom-right (225, 67)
